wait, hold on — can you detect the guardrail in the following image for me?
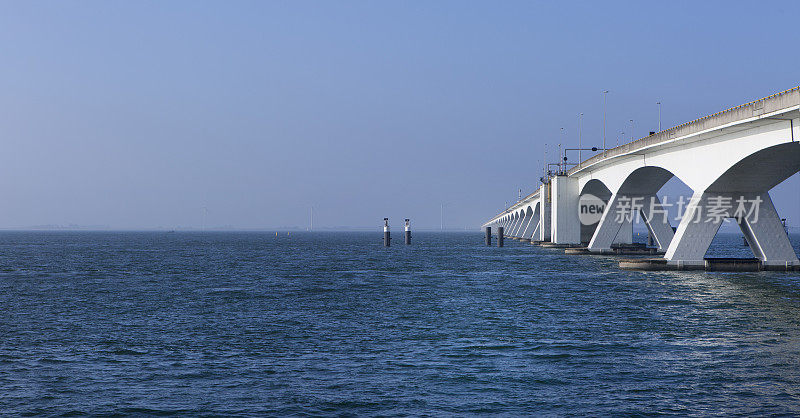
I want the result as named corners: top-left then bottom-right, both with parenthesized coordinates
top-left (485, 189), bottom-right (541, 224)
top-left (486, 87), bottom-right (800, 226)
top-left (568, 86), bottom-right (800, 174)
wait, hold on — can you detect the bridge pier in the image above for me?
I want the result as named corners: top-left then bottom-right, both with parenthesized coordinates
top-left (616, 218), bottom-right (633, 245)
top-left (522, 204), bottom-right (541, 242)
top-left (551, 176), bottom-right (580, 244)
top-left (528, 223), bottom-right (540, 244)
top-left (507, 216), bottom-right (518, 238)
top-left (513, 218), bottom-right (521, 238)
top-left (516, 210), bottom-right (534, 239)
top-left (640, 195), bottom-right (675, 251)
top-left (588, 193), bottom-right (671, 252)
top-left (538, 186), bottom-right (551, 242)
top-left (511, 214), bottom-right (525, 237)
top-left (665, 191), bottom-right (798, 267)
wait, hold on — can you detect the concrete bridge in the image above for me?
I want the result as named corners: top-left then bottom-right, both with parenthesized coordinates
top-left (483, 87), bottom-right (800, 270)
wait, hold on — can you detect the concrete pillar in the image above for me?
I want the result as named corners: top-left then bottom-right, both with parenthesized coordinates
top-left (515, 211), bottom-right (533, 238)
top-left (522, 205), bottom-right (541, 240)
top-left (639, 194), bottom-right (675, 251)
top-left (550, 176), bottom-right (580, 244)
top-left (665, 191), bottom-right (798, 267)
top-left (497, 227), bottom-right (504, 247)
top-left (514, 215), bottom-right (526, 237)
top-left (587, 193), bottom-right (625, 251)
top-left (664, 192), bottom-right (727, 266)
top-left (509, 216), bottom-right (522, 237)
top-left (614, 217), bottom-right (633, 244)
top-left (589, 193), bottom-right (664, 251)
top-left (538, 185), bottom-right (551, 242)
top-left (739, 194), bottom-right (797, 266)
top-left (485, 227), bottom-right (491, 246)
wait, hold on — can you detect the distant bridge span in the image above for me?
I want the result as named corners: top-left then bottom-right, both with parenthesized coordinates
top-left (484, 87), bottom-right (800, 268)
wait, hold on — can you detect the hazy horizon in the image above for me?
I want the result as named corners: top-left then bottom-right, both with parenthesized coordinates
top-left (2, 1), bottom-right (800, 230)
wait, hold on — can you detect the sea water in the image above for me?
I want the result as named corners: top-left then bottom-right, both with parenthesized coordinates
top-left (1, 231), bottom-right (800, 415)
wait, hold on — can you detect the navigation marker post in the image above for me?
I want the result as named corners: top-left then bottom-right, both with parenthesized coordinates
top-left (383, 218), bottom-right (391, 247)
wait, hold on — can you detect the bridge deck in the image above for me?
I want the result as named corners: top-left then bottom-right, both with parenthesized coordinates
top-left (569, 86), bottom-right (800, 174)
top-left (486, 86), bottom-right (800, 226)
top-left (485, 189), bottom-right (540, 224)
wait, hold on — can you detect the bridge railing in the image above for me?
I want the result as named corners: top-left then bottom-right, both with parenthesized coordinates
top-left (569, 86), bottom-right (800, 174)
top-left (486, 189), bottom-right (541, 223)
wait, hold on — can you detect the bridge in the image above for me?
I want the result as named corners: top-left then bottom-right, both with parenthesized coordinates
top-left (483, 87), bottom-right (800, 271)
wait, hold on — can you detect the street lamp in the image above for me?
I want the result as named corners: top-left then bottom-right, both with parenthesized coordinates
top-left (629, 119), bottom-right (634, 142)
top-left (657, 102), bottom-right (662, 132)
top-left (543, 142), bottom-right (547, 179)
top-left (560, 127), bottom-right (566, 173)
top-left (578, 113), bottom-right (584, 166)
top-left (602, 90), bottom-right (609, 157)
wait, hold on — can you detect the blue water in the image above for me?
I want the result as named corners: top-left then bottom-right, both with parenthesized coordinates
top-left (2, 231), bottom-right (800, 415)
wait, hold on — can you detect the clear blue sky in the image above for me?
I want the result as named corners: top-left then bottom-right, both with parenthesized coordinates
top-left (1, 0), bottom-right (799, 230)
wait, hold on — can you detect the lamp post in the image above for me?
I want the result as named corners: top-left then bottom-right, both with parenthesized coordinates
top-left (558, 143), bottom-right (562, 174)
top-left (629, 119), bottom-right (634, 142)
top-left (543, 142), bottom-right (548, 179)
top-left (602, 90), bottom-right (609, 157)
top-left (560, 127), bottom-right (566, 173)
top-left (657, 101), bottom-right (662, 132)
top-left (578, 113), bottom-right (584, 167)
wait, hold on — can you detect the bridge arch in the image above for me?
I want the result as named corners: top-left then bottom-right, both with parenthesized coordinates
top-left (579, 179), bottom-right (612, 243)
top-left (587, 166), bottom-right (690, 250)
top-left (516, 210), bottom-right (526, 236)
top-left (580, 179), bottom-right (612, 200)
top-left (516, 205), bottom-right (534, 238)
top-left (522, 201), bottom-right (541, 240)
top-left (665, 142), bottom-right (800, 266)
top-left (617, 166), bottom-right (675, 196)
top-left (509, 212), bottom-right (519, 236)
top-left (707, 142), bottom-right (800, 193)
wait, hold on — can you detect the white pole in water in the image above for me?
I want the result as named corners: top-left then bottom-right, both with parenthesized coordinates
top-left (404, 219), bottom-right (411, 245)
top-left (383, 218), bottom-right (390, 247)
